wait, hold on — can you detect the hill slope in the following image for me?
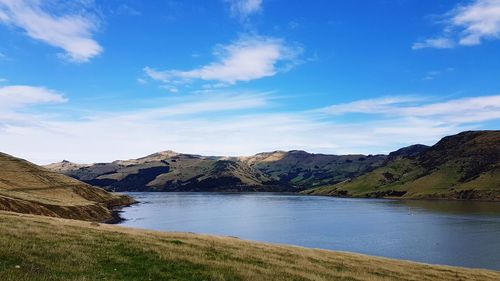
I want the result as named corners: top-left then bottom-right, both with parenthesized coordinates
top-left (304, 131), bottom-right (500, 200)
top-left (1, 211), bottom-right (498, 281)
top-left (0, 152), bottom-right (134, 222)
top-left (47, 150), bottom-right (386, 192)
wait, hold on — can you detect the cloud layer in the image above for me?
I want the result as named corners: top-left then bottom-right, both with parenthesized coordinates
top-left (0, 0), bottom-right (102, 62)
top-left (321, 95), bottom-right (500, 124)
top-left (1, 84), bottom-right (499, 164)
top-left (413, 0), bottom-right (500, 49)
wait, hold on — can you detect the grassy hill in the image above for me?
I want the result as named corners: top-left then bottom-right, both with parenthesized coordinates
top-left (241, 150), bottom-right (386, 187)
top-left (304, 131), bottom-right (500, 200)
top-left (0, 152), bottom-right (133, 222)
top-left (46, 150), bottom-right (386, 192)
top-left (1, 211), bottom-right (498, 281)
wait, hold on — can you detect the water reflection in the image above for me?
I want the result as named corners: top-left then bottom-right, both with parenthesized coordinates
top-left (117, 193), bottom-right (500, 270)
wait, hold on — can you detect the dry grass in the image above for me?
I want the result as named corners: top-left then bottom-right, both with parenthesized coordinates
top-left (0, 152), bottom-right (133, 222)
top-left (0, 211), bottom-right (498, 281)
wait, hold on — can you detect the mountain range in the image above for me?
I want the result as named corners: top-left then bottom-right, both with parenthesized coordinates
top-left (45, 150), bottom-right (387, 192)
top-left (305, 131), bottom-right (500, 200)
top-left (0, 130), bottom-right (494, 204)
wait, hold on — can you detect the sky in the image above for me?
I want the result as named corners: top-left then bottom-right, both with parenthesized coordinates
top-left (0, 0), bottom-right (499, 164)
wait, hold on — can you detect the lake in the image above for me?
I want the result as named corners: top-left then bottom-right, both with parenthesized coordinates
top-left (117, 192), bottom-right (500, 270)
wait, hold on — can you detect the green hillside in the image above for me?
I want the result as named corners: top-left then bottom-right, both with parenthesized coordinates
top-left (304, 131), bottom-right (500, 200)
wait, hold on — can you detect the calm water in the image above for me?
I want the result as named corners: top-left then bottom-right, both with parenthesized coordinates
top-left (117, 192), bottom-right (500, 270)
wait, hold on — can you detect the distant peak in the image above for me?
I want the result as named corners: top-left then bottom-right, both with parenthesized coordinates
top-left (288, 150), bottom-right (309, 154)
top-left (388, 144), bottom-right (429, 159)
top-left (140, 150), bottom-right (181, 159)
top-left (156, 150), bottom-right (180, 156)
top-left (253, 150), bottom-right (287, 156)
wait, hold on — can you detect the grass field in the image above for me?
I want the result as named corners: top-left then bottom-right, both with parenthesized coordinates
top-left (0, 211), bottom-right (499, 281)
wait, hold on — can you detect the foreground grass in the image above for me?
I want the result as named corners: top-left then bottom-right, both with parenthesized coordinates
top-left (0, 211), bottom-right (499, 281)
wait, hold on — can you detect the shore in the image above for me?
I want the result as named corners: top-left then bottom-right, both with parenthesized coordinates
top-left (1, 211), bottom-right (499, 281)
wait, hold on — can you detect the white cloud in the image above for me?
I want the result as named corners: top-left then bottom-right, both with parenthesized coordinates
top-left (414, 0), bottom-right (500, 49)
top-left (0, 85), bottom-right (66, 109)
top-left (0, 85), bottom-right (67, 130)
top-left (0, 88), bottom-right (499, 164)
top-left (422, 68), bottom-right (454, 81)
top-left (320, 97), bottom-right (423, 115)
top-left (423, 71), bottom-right (440, 81)
top-left (144, 36), bottom-right (301, 86)
top-left (225, 0), bottom-right (262, 19)
top-left (412, 38), bottom-right (455, 50)
top-left (136, 78), bottom-right (147, 85)
top-left (109, 92), bottom-right (270, 120)
top-left (321, 95), bottom-right (500, 124)
top-left (159, 85), bottom-right (179, 93)
top-left (0, 77), bottom-right (7, 83)
top-left (453, 0), bottom-right (500, 45)
top-left (0, 0), bottom-right (102, 62)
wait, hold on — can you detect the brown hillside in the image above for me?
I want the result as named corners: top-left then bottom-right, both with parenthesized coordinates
top-left (0, 152), bottom-right (133, 222)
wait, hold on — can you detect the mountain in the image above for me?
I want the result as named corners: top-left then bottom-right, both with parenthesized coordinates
top-left (386, 144), bottom-right (429, 160)
top-left (43, 159), bottom-right (90, 172)
top-left (0, 152), bottom-right (134, 222)
top-left (304, 131), bottom-right (500, 200)
top-left (46, 150), bottom-right (386, 192)
top-left (240, 150), bottom-right (386, 187)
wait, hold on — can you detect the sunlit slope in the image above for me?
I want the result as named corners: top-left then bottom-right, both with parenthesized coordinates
top-left (46, 150), bottom-right (386, 191)
top-left (305, 131), bottom-right (500, 200)
top-left (1, 211), bottom-right (499, 281)
top-left (0, 152), bottom-right (133, 221)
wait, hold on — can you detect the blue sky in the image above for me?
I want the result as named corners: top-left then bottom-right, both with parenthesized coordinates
top-left (0, 0), bottom-right (499, 164)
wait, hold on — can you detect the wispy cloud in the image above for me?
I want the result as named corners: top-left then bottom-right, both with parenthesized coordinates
top-left (413, 0), bottom-right (500, 49)
top-left (116, 4), bottom-right (141, 16)
top-left (1, 85), bottom-right (499, 164)
top-left (320, 97), bottom-right (424, 115)
top-left (90, 92), bottom-right (271, 121)
top-left (0, 85), bottom-right (67, 130)
top-left (422, 67), bottom-right (454, 81)
top-left (144, 36), bottom-right (302, 87)
top-left (0, 85), bottom-right (66, 109)
top-left (0, 0), bottom-right (102, 62)
top-left (225, 0), bottom-right (262, 20)
top-left (321, 95), bottom-right (500, 124)
top-left (412, 38), bottom-right (455, 50)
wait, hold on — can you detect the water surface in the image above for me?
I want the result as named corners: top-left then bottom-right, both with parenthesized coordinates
top-left (118, 192), bottom-right (500, 270)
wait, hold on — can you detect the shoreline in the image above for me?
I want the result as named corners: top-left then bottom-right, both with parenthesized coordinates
top-left (114, 189), bottom-right (500, 202)
top-left (1, 210), bottom-right (499, 281)
top-left (110, 191), bottom-right (500, 271)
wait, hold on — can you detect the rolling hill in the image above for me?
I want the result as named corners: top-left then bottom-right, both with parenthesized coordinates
top-left (304, 131), bottom-right (500, 200)
top-left (46, 150), bottom-right (386, 192)
top-left (0, 152), bottom-right (134, 222)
